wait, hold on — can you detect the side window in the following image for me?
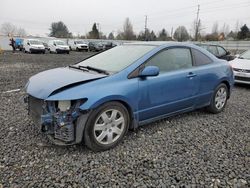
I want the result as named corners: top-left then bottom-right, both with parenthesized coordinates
top-left (146, 48), bottom-right (193, 73)
top-left (208, 46), bottom-right (219, 56)
top-left (192, 49), bottom-right (213, 66)
top-left (217, 46), bottom-right (227, 57)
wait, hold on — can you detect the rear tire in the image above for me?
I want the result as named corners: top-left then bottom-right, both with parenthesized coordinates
top-left (83, 102), bottom-right (130, 151)
top-left (207, 83), bottom-right (228, 114)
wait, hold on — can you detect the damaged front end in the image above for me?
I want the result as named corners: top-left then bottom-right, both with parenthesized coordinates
top-left (26, 95), bottom-right (87, 145)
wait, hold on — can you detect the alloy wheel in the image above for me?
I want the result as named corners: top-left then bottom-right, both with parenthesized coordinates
top-left (93, 109), bottom-right (125, 145)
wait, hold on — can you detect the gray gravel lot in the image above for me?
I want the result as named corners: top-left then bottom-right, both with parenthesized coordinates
top-left (0, 51), bottom-right (249, 187)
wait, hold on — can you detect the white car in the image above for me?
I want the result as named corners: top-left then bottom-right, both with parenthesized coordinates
top-left (230, 50), bottom-right (250, 84)
top-left (48, 40), bottom-right (70, 54)
top-left (68, 40), bottom-right (89, 52)
top-left (23, 39), bottom-right (45, 54)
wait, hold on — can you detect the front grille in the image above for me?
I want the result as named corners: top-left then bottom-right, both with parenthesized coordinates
top-left (235, 76), bottom-right (250, 82)
top-left (233, 68), bottom-right (250, 73)
top-left (28, 95), bottom-right (44, 125)
top-left (81, 46), bottom-right (88, 49)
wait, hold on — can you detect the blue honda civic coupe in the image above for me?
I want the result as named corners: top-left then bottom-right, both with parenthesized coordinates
top-left (25, 42), bottom-right (234, 151)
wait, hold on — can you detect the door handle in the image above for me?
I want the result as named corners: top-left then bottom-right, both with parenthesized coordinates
top-left (186, 72), bottom-right (197, 78)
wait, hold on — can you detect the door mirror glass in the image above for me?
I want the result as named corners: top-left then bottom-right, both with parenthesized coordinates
top-left (139, 66), bottom-right (159, 77)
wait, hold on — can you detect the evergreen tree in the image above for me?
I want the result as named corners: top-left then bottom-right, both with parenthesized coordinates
top-left (49, 21), bottom-right (71, 38)
top-left (88, 23), bottom-right (100, 39)
top-left (158, 29), bottom-right (168, 41)
top-left (237, 24), bottom-right (250, 39)
top-left (108, 32), bottom-right (114, 40)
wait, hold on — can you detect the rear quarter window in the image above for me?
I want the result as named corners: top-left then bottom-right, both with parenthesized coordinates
top-left (192, 49), bottom-right (213, 66)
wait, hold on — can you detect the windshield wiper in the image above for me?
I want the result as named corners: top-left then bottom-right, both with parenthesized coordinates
top-left (79, 65), bottom-right (109, 75)
top-left (68, 65), bottom-right (89, 72)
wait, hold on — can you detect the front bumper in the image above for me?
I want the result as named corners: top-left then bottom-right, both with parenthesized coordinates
top-left (56, 49), bottom-right (70, 53)
top-left (26, 95), bottom-right (89, 145)
top-left (30, 48), bottom-right (45, 53)
top-left (233, 71), bottom-right (250, 84)
top-left (78, 46), bottom-right (89, 50)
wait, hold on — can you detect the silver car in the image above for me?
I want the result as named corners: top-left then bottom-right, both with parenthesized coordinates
top-left (230, 50), bottom-right (250, 84)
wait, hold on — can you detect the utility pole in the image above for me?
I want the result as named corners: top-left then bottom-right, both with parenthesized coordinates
top-left (144, 15), bottom-right (148, 41)
top-left (195, 4), bottom-right (200, 41)
top-left (171, 27), bottom-right (173, 39)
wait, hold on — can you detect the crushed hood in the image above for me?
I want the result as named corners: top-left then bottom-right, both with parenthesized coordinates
top-left (26, 67), bottom-right (106, 99)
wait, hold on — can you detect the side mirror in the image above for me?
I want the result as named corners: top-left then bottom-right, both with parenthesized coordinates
top-left (226, 51), bottom-right (230, 55)
top-left (54, 43), bottom-right (56, 46)
top-left (139, 66), bottom-right (159, 77)
top-left (27, 42), bottom-right (30, 45)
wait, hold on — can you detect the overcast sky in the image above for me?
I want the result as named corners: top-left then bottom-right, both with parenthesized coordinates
top-left (0, 0), bottom-right (250, 37)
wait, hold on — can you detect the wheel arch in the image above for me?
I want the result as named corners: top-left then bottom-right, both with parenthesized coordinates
top-left (220, 80), bottom-right (231, 99)
top-left (79, 97), bottom-right (136, 129)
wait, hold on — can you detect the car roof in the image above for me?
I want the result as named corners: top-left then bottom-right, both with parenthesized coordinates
top-left (195, 43), bottom-right (224, 47)
top-left (124, 41), bottom-right (198, 48)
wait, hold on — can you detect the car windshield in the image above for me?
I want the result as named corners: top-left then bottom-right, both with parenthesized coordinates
top-left (55, 41), bottom-right (65, 45)
top-left (78, 45), bottom-right (156, 72)
top-left (240, 50), bottom-right (250, 60)
top-left (29, 40), bottom-right (42, 45)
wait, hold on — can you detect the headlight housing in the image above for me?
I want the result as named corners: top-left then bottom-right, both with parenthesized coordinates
top-left (58, 100), bottom-right (71, 111)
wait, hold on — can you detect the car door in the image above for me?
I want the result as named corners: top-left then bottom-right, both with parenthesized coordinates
top-left (191, 48), bottom-right (217, 107)
top-left (137, 47), bottom-right (199, 122)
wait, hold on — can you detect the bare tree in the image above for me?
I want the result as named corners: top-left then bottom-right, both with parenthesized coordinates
top-left (220, 23), bottom-right (230, 37)
top-left (1, 22), bottom-right (16, 36)
top-left (16, 27), bottom-right (27, 37)
top-left (121, 18), bottom-right (136, 40)
top-left (212, 22), bottom-right (219, 35)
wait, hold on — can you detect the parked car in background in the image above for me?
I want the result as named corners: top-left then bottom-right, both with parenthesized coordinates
top-left (25, 42), bottom-right (234, 151)
top-left (48, 40), bottom-right (70, 54)
top-left (102, 41), bottom-right (115, 50)
top-left (42, 42), bottom-right (50, 53)
top-left (230, 50), bottom-right (250, 84)
top-left (23, 39), bottom-right (45, 54)
top-left (196, 43), bottom-right (234, 61)
top-left (88, 41), bottom-right (104, 52)
top-left (68, 40), bottom-right (89, 52)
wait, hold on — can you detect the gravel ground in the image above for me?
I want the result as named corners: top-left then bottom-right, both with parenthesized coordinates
top-left (0, 51), bottom-right (249, 187)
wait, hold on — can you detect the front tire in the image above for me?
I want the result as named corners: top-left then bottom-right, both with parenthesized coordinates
top-left (83, 102), bottom-right (130, 151)
top-left (207, 83), bottom-right (228, 114)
